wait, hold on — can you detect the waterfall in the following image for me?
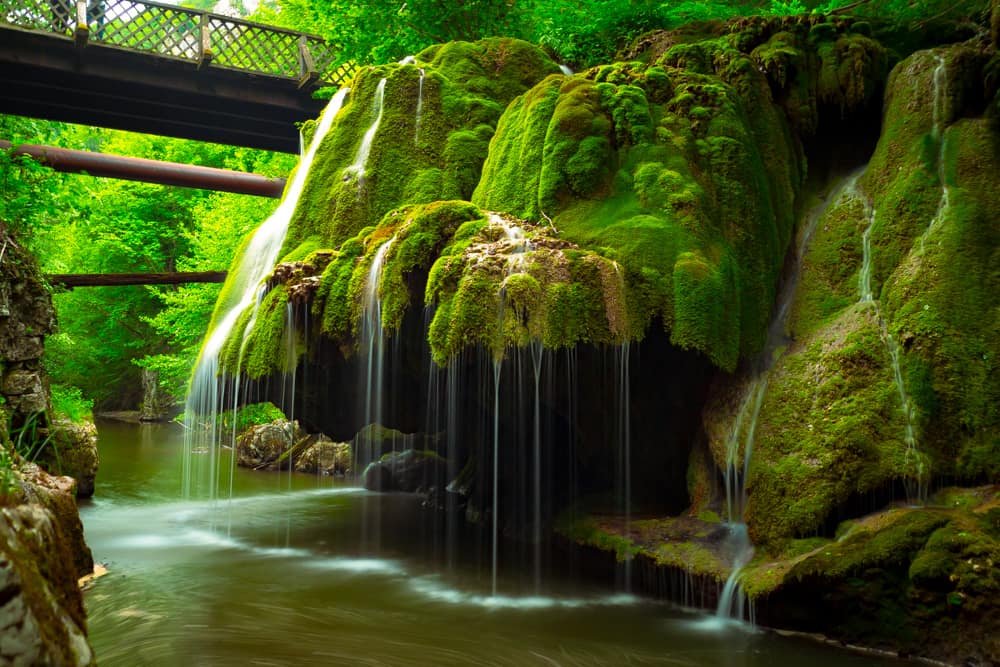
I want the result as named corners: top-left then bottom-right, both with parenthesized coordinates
top-left (926, 54), bottom-right (951, 241)
top-left (416, 69), bottom-right (425, 144)
top-left (359, 239), bottom-right (394, 468)
top-left (716, 178), bottom-right (846, 620)
top-left (530, 339), bottom-right (543, 593)
top-left (558, 64), bottom-right (573, 76)
top-left (183, 88), bottom-right (349, 498)
top-left (848, 178), bottom-right (925, 502)
top-left (344, 78), bottom-right (387, 183)
top-left (617, 342), bottom-right (632, 592)
top-left (491, 358), bottom-right (502, 597)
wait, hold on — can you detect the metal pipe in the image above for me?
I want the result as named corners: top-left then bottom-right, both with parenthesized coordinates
top-left (1, 139), bottom-right (286, 197)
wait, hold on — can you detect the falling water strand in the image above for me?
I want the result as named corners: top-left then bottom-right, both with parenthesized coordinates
top-left (284, 301), bottom-right (298, 491)
top-left (925, 54), bottom-right (951, 244)
top-left (558, 64), bottom-right (573, 76)
top-left (345, 78), bottom-right (387, 183)
top-left (492, 359), bottom-right (502, 597)
top-left (184, 89), bottom-right (348, 497)
top-left (416, 69), bottom-right (425, 145)
top-left (618, 342), bottom-right (632, 593)
top-left (849, 180), bottom-right (925, 503)
top-left (717, 179), bottom-right (847, 620)
top-left (360, 239), bottom-right (394, 468)
top-left (530, 340), bottom-right (543, 593)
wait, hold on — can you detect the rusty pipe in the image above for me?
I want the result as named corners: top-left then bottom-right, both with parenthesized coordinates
top-left (1, 139), bottom-right (286, 198)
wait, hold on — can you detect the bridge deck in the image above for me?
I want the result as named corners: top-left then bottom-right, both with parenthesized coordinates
top-left (0, 0), bottom-right (352, 152)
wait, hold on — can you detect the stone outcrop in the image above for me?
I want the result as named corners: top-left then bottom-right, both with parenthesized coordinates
top-left (0, 224), bottom-right (99, 498)
top-left (138, 369), bottom-right (171, 422)
top-left (0, 505), bottom-right (94, 666)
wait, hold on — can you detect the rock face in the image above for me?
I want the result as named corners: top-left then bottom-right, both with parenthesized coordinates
top-left (0, 226), bottom-right (56, 422)
top-left (0, 224), bottom-right (99, 498)
top-left (362, 449), bottom-right (447, 494)
top-left (0, 505), bottom-right (94, 666)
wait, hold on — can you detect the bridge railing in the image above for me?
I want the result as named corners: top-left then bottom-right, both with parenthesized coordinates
top-left (0, 0), bottom-right (352, 86)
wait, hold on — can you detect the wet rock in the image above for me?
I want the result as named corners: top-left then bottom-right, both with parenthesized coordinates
top-left (41, 421), bottom-right (99, 499)
top-left (236, 419), bottom-right (300, 468)
top-left (0, 505), bottom-right (95, 666)
top-left (293, 436), bottom-right (351, 475)
top-left (362, 449), bottom-right (447, 493)
top-left (2, 369), bottom-right (42, 396)
top-left (352, 424), bottom-right (438, 463)
top-left (14, 463), bottom-right (93, 579)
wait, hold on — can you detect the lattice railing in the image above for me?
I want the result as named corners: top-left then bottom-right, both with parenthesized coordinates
top-left (0, 0), bottom-right (349, 86)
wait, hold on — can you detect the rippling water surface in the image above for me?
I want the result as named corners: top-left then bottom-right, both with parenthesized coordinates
top-left (82, 420), bottom-right (901, 666)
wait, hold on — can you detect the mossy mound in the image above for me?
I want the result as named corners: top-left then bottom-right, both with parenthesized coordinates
top-left (742, 43), bottom-right (999, 545)
top-left (472, 24), bottom-right (884, 370)
top-left (744, 487), bottom-right (999, 665)
top-left (280, 38), bottom-right (561, 255)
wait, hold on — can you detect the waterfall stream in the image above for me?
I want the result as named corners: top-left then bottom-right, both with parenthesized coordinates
top-left (849, 177), bottom-right (925, 503)
top-left (345, 78), bottom-right (387, 183)
top-left (716, 176), bottom-right (848, 620)
top-left (184, 88), bottom-right (349, 498)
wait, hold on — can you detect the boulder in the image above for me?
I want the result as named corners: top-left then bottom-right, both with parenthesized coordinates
top-left (236, 419), bottom-right (300, 468)
top-left (14, 463), bottom-right (93, 578)
top-left (293, 436), bottom-right (351, 475)
top-left (362, 449), bottom-right (447, 493)
top-left (41, 421), bottom-right (99, 499)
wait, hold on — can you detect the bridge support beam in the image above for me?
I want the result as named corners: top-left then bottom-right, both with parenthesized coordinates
top-left (1, 140), bottom-right (286, 198)
top-left (48, 272), bottom-right (228, 288)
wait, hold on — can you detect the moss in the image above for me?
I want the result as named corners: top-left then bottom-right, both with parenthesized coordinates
top-left (472, 39), bottom-right (812, 370)
top-left (746, 304), bottom-right (918, 544)
top-left (219, 286), bottom-right (293, 379)
top-left (422, 216), bottom-right (628, 364)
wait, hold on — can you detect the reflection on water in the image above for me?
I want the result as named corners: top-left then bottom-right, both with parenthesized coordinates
top-left (82, 420), bottom-right (901, 666)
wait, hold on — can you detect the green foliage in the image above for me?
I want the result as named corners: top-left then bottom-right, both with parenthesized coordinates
top-left (225, 402), bottom-right (286, 434)
top-left (1, 113), bottom-right (291, 410)
top-left (49, 385), bottom-right (93, 424)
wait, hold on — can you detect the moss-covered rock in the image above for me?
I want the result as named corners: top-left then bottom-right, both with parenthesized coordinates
top-left (745, 487), bottom-right (999, 665)
top-left (471, 25), bottom-right (883, 369)
top-left (742, 44), bottom-right (999, 545)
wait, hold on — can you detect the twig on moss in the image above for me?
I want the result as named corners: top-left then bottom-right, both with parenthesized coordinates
top-left (540, 210), bottom-right (557, 235)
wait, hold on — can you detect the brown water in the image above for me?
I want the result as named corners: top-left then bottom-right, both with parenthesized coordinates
top-left (81, 420), bottom-right (902, 666)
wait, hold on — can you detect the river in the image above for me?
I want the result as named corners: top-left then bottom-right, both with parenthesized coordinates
top-left (80, 419), bottom-right (901, 666)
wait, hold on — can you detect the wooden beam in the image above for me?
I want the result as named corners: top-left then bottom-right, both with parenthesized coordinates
top-left (48, 272), bottom-right (228, 287)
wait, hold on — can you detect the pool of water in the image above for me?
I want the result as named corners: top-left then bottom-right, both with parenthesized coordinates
top-left (81, 420), bottom-right (902, 666)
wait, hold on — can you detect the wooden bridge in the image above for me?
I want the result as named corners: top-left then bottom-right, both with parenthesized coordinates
top-left (0, 0), bottom-right (353, 152)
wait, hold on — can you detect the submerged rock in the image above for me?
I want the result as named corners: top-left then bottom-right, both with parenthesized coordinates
top-left (362, 449), bottom-right (447, 494)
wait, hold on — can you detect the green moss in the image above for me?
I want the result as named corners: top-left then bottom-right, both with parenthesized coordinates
top-left (219, 286), bottom-right (293, 379)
